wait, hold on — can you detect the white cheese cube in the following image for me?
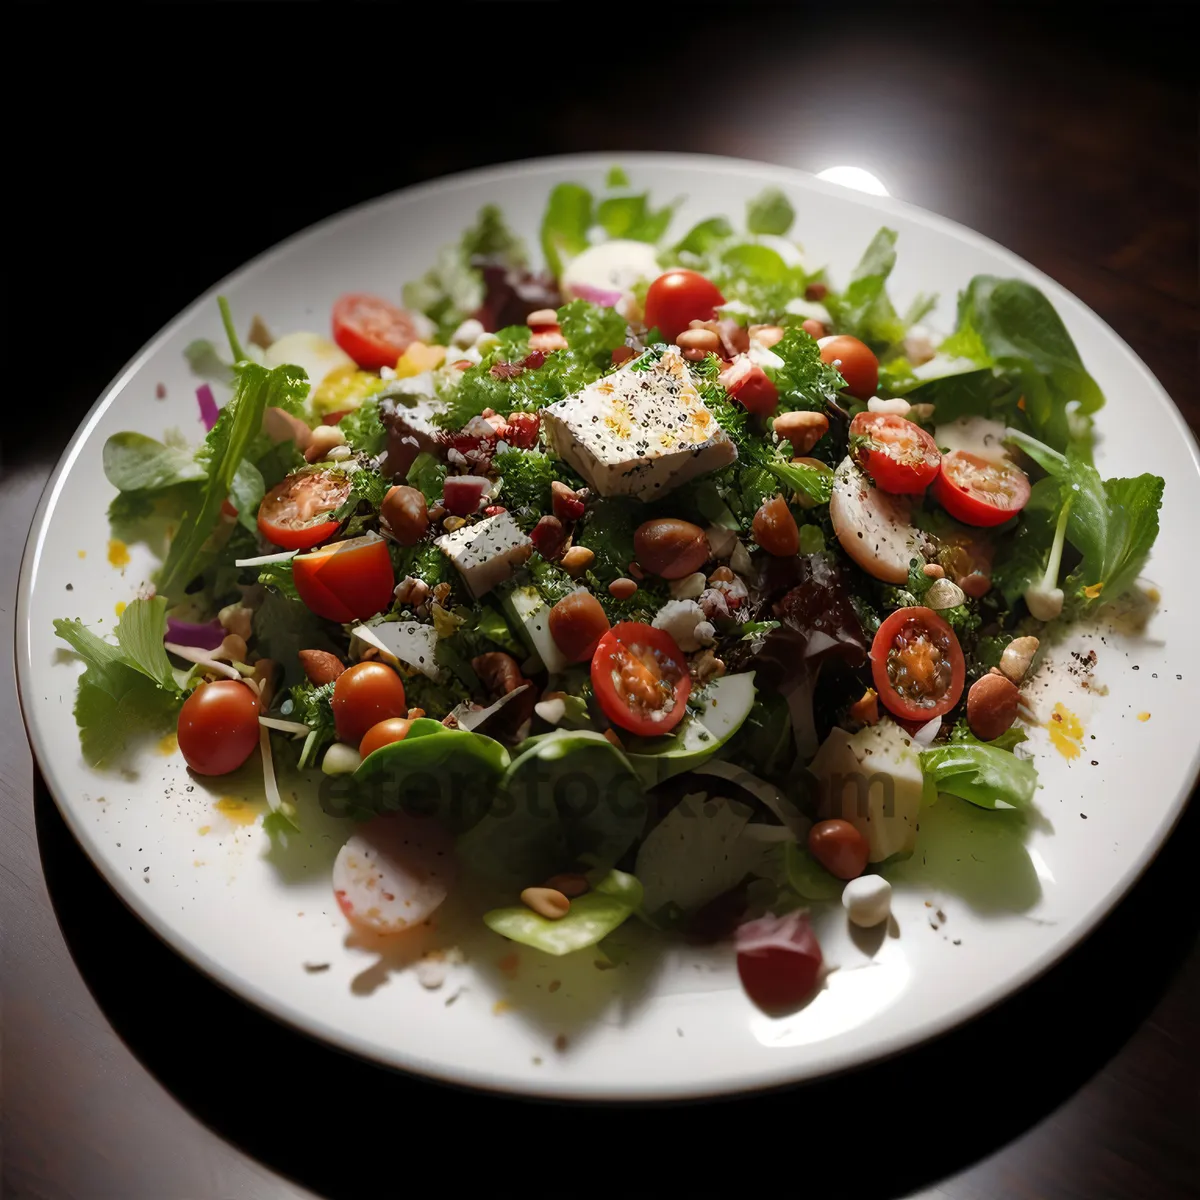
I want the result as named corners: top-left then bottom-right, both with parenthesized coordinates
top-left (435, 512), bottom-right (532, 599)
top-left (540, 347), bottom-right (737, 500)
top-left (379, 375), bottom-right (445, 452)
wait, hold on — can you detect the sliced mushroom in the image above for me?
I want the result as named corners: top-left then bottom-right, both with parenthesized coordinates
top-left (829, 457), bottom-right (928, 584)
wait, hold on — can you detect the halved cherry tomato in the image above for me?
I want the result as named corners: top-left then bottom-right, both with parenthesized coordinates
top-left (933, 451), bottom-right (1031, 527)
top-left (292, 533), bottom-right (394, 624)
top-left (177, 680), bottom-right (260, 776)
top-left (332, 293), bottom-right (422, 372)
top-left (870, 606), bottom-right (965, 721)
top-left (358, 716), bottom-right (413, 759)
top-left (849, 412), bottom-right (941, 494)
top-left (590, 622), bottom-right (691, 737)
top-left (643, 270), bottom-right (725, 342)
top-left (818, 335), bottom-right (878, 400)
top-left (332, 663), bottom-right (408, 745)
top-left (257, 469), bottom-right (351, 551)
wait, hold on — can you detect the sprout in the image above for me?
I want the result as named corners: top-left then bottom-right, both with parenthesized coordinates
top-left (1025, 496), bottom-right (1073, 621)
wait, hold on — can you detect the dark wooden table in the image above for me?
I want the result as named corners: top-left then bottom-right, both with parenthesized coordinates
top-left (5, 10), bottom-right (1197, 1199)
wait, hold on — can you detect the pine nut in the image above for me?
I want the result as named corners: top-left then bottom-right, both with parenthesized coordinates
top-left (709, 565), bottom-right (734, 583)
top-left (676, 328), bottom-right (721, 353)
top-left (544, 873), bottom-right (589, 899)
top-left (773, 410), bottom-right (830, 454)
top-left (609, 577), bottom-right (638, 600)
top-left (801, 318), bottom-right (826, 338)
top-left (521, 887), bottom-right (570, 919)
top-left (922, 563), bottom-right (945, 579)
top-left (526, 308), bottom-right (559, 327)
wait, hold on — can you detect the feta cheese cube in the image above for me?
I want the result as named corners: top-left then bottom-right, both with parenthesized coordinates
top-left (540, 347), bottom-right (737, 500)
top-left (435, 512), bottom-right (532, 598)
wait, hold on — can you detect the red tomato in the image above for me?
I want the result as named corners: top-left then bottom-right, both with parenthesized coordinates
top-left (934, 451), bottom-right (1031, 527)
top-left (257, 470), bottom-right (351, 551)
top-left (332, 293), bottom-right (422, 372)
top-left (719, 356), bottom-right (778, 416)
top-left (332, 663), bottom-right (408, 745)
top-left (177, 681), bottom-right (260, 776)
top-left (359, 717), bottom-right (413, 759)
top-left (735, 911), bottom-right (824, 1014)
top-left (292, 534), bottom-right (394, 623)
top-left (643, 270), bottom-right (725, 342)
top-left (849, 412), bottom-right (941, 494)
top-left (808, 819), bottom-right (869, 880)
top-left (590, 622), bottom-right (691, 737)
top-left (870, 606), bottom-right (965, 721)
top-left (818, 335), bottom-right (878, 400)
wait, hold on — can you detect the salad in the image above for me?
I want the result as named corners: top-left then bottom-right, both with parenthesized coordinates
top-left (56, 169), bottom-right (1165, 1014)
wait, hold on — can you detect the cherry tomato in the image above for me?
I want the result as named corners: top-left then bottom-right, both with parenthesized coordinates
top-left (735, 911), bottom-right (824, 1014)
top-left (257, 469), bottom-right (351, 551)
top-left (933, 451), bottom-right (1031, 527)
top-left (590, 622), bottom-right (691, 737)
top-left (292, 534), bottom-right (394, 623)
top-left (849, 412), bottom-right (941, 494)
top-left (643, 270), bottom-right (725, 342)
top-left (332, 663), bottom-right (408, 745)
top-left (870, 606), bottom-right (965, 721)
top-left (808, 819), bottom-right (870, 880)
top-left (359, 717), bottom-right (413, 759)
top-left (332, 293), bottom-right (422, 372)
top-left (719, 356), bottom-right (778, 416)
top-left (818, 335), bottom-right (878, 400)
top-left (177, 681), bottom-right (260, 776)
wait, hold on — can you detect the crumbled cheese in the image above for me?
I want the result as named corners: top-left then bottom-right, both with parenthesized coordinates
top-left (651, 599), bottom-right (709, 652)
top-left (435, 512), bottom-right (532, 598)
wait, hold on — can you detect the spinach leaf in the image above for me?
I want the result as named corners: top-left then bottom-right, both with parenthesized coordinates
top-left (540, 182), bottom-right (593, 276)
top-left (824, 227), bottom-right (906, 351)
top-left (483, 869), bottom-right (642, 956)
top-left (102, 432), bottom-right (206, 493)
top-left (746, 186), bottom-right (795, 236)
top-left (920, 740), bottom-right (1038, 810)
top-left (673, 216), bottom-right (733, 257)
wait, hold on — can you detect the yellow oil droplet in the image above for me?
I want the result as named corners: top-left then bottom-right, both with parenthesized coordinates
top-left (107, 539), bottom-right (130, 568)
top-left (77, 549), bottom-right (87, 559)
top-left (492, 1000), bottom-right (514, 1016)
top-left (198, 825), bottom-right (211, 836)
top-left (1138, 711), bottom-right (1151, 722)
top-left (193, 859), bottom-right (205, 867)
top-left (215, 797), bottom-right (256, 826)
top-left (1046, 702), bottom-right (1084, 760)
top-left (157, 732), bottom-right (177, 755)
top-left (114, 601), bottom-right (127, 617)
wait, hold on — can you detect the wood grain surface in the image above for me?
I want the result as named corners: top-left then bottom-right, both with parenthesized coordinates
top-left (4, 8), bottom-right (1196, 1199)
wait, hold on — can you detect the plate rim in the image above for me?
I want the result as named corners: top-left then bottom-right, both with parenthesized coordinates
top-left (16, 150), bottom-right (1200, 1100)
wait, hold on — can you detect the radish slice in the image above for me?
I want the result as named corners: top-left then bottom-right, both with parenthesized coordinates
top-left (829, 457), bottom-right (927, 584)
top-left (442, 474), bottom-right (490, 517)
top-left (560, 239), bottom-right (661, 303)
top-left (333, 814), bottom-right (456, 936)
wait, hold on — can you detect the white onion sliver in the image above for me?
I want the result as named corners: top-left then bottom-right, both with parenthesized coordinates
top-left (913, 716), bottom-right (942, 747)
top-left (259, 716), bottom-right (311, 736)
top-left (350, 622), bottom-right (396, 662)
top-left (163, 642), bottom-right (242, 680)
top-left (693, 759), bottom-right (808, 839)
top-left (234, 550), bottom-right (298, 568)
top-left (258, 721), bottom-right (286, 818)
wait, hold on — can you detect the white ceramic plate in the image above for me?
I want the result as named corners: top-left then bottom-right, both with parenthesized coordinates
top-left (17, 154), bottom-right (1200, 1100)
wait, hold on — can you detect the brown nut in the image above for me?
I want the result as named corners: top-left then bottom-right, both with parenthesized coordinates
top-left (773, 410), bottom-right (830, 454)
top-left (471, 651), bottom-right (524, 697)
top-left (608, 577), bottom-right (638, 600)
top-left (922, 563), bottom-right (945, 580)
top-left (548, 592), bottom-right (610, 663)
top-left (709, 565), bottom-right (735, 583)
top-left (633, 518), bottom-right (709, 580)
top-left (752, 495), bottom-right (800, 557)
top-left (544, 873), bottom-right (589, 899)
top-left (298, 649), bottom-right (345, 686)
top-left (675, 328), bottom-right (721, 354)
top-left (960, 572), bottom-right (993, 599)
top-left (801, 318), bottom-right (826, 339)
top-left (520, 887), bottom-right (570, 920)
top-left (381, 485), bottom-right (429, 546)
top-left (967, 673), bottom-right (1021, 742)
top-left (560, 546), bottom-right (596, 577)
top-left (749, 324), bottom-right (786, 349)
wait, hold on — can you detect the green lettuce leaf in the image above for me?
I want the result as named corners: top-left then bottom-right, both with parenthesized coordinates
top-left (824, 227), bottom-right (906, 352)
top-left (483, 869), bottom-right (642, 956)
top-left (596, 193), bottom-right (676, 242)
top-left (540, 182), bottom-right (593, 277)
top-left (746, 187), bottom-right (795, 236)
top-left (159, 361), bottom-right (308, 600)
top-left (766, 457), bottom-right (834, 506)
top-left (1008, 431), bottom-right (1164, 605)
top-left (767, 327), bottom-right (846, 411)
top-left (338, 400), bottom-right (387, 456)
top-left (673, 216), bottom-right (733, 257)
top-left (920, 739), bottom-right (1037, 810)
top-left (102, 432), bottom-right (206, 493)
top-left (113, 596), bottom-right (178, 690)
